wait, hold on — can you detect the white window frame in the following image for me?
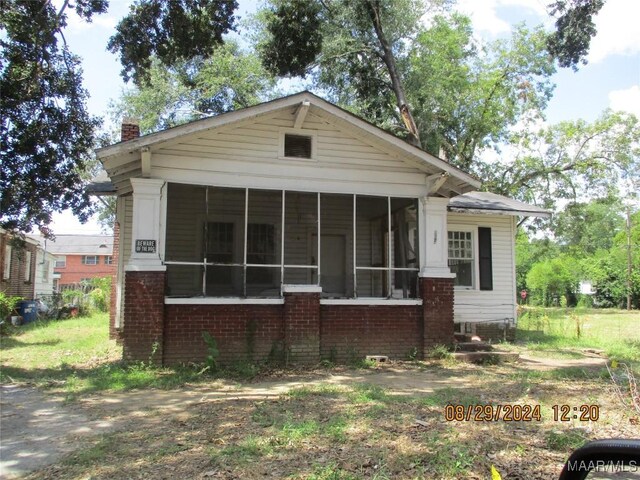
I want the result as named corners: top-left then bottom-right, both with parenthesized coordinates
top-left (24, 251), bottom-right (32, 283)
top-left (448, 226), bottom-right (476, 290)
top-left (3, 245), bottom-right (12, 280)
top-left (82, 255), bottom-right (98, 265)
top-left (104, 255), bottom-right (113, 265)
top-left (55, 256), bottom-right (66, 268)
top-left (278, 128), bottom-right (317, 162)
top-left (43, 260), bottom-right (50, 281)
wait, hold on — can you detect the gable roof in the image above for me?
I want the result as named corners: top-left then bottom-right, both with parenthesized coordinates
top-left (96, 91), bottom-right (480, 196)
top-left (448, 191), bottom-right (551, 217)
top-left (35, 235), bottom-right (114, 255)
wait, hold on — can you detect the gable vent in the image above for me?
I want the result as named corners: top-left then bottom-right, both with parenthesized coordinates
top-left (284, 134), bottom-right (312, 158)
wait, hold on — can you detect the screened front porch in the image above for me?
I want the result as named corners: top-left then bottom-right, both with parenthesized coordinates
top-left (164, 183), bottom-right (420, 299)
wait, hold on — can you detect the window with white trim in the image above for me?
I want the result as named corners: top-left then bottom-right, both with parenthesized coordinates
top-left (104, 256), bottom-right (113, 265)
top-left (82, 255), bottom-right (98, 265)
top-left (24, 251), bottom-right (32, 283)
top-left (284, 134), bottom-right (312, 158)
top-left (3, 245), bottom-right (11, 279)
top-left (448, 230), bottom-right (474, 287)
top-left (55, 256), bottom-right (66, 268)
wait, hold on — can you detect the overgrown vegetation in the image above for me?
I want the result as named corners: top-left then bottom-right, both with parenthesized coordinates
top-left (516, 307), bottom-right (640, 363)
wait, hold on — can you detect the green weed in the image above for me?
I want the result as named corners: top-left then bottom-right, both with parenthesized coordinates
top-left (545, 429), bottom-right (588, 451)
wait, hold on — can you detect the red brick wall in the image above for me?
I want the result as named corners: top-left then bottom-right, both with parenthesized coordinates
top-left (121, 121), bottom-right (140, 142)
top-left (420, 277), bottom-right (455, 349)
top-left (284, 292), bottom-right (320, 364)
top-left (320, 305), bottom-right (422, 361)
top-left (109, 222), bottom-right (121, 341)
top-left (164, 304), bottom-right (284, 365)
top-left (55, 254), bottom-right (116, 287)
top-left (122, 271), bottom-right (165, 363)
top-left (121, 277), bottom-right (456, 366)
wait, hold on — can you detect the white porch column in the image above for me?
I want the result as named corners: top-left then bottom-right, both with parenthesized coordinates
top-left (418, 196), bottom-right (455, 279)
top-left (127, 178), bottom-right (167, 271)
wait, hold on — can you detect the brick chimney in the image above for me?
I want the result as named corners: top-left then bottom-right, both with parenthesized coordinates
top-left (121, 117), bottom-right (140, 142)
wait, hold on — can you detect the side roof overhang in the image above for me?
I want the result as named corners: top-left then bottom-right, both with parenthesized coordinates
top-left (448, 191), bottom-right (551, 218)
top-left (95, 91), bottom-right (481, 197)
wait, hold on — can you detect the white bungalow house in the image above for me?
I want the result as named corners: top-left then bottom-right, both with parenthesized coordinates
top-left (93, 92), bottom-right (548, 365)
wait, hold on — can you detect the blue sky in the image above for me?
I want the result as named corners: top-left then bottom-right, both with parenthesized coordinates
top-left (51, 0), bottom-right (640, 233)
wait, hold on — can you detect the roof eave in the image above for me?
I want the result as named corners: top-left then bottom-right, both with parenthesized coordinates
top-left (448, 207), bottom-right (551, 218)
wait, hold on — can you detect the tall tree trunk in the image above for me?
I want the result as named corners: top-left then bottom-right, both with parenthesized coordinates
top-left (364, 0), bottom-right (422, 148)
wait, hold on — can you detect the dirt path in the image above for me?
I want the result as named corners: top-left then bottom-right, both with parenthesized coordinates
top-left (0, 354), bottom-right (609, 478)
top-left (0, 385), bottom-right (115, 479)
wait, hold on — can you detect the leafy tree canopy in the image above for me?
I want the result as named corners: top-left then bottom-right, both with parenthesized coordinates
top-left (107, 0), bottom-right (238, 86)
top-left (406, 15), bottom-right (555, 169)
top-left (257, 0), bottom-right (451, 147)
top-left (547, 0), bottom-right (605, 70)
top-left (110, 42), bottom-right (276, 134)
top-left (481, 110), bottom-right (640, 213)
top-left (0, 0), bottom-right (105, 236)
top-left (553, 195), bottom-right (625, 255)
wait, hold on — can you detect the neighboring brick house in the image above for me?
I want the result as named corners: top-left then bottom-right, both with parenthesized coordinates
top-left (41, 235), bottom-right (116, 291)
top-left (1, 229), bottom-right (38, 300)
top-left (93, 92), bottom-right (549, 366)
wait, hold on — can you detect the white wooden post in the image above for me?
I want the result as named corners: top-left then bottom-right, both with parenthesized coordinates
top-left (418, 196), bottom-right (455, 279)
top-left (127, 178), bottom-right (167, 271)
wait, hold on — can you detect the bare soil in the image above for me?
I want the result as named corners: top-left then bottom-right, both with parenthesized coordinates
top-left (2, 353), bottom-right (637, 480)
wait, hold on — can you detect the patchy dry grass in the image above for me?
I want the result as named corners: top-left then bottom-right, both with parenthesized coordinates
top-left (4, 308), bottom-right (639, 479)
top-left (22, 357), bottom-right (638, 480)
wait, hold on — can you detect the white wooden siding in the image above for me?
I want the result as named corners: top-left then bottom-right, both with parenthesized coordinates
top-left (150, 106), bottom-right (428, 197)
top-left (448, 213), bottom-right (516, 324)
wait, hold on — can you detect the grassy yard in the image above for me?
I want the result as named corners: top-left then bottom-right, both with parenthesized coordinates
top-left (516, 307), bottom-right (640, 362)
top-left (0, 313), bottom-right (210, 399)
top-left (2, 309), bottom-right (639, 479)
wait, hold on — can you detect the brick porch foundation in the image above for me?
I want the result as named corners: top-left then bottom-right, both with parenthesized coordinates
top-left (121, 276), bottom-right (455, 365)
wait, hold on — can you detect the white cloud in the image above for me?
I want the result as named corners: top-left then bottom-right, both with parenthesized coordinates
top-left (609, 85), bottom-right (640, 117)
top-left (51, 0), bottom-right (125, 35)
top-left (588, 0), bottom-right (640, 63)
top-left (455, 0), bottom-right (548, 37)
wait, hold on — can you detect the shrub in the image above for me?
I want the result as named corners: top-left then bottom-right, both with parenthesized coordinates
top-left (0, 291), bottom-right (22, 320)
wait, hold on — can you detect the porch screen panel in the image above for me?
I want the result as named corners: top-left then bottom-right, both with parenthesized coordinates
top-left (390, 198), bottom-right (419, 299)
top-left (246, 189), bottom-right (282, 297)
top-left (355, 195), bottom-right (388, 297)
top-left (319, 194), bottom-right (353, 298)
top-left (283, 191), bottom-right (318, 284)
top-left (205, 187), bottom-right (246, 296)
top-left (165, 183), bottom-right (207, 296)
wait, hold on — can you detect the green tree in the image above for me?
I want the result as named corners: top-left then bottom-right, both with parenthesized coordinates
top-left (0, 0), bottom-right (106, 235)
top-left (546, 0), bottom-right (605, 70)
top-left (110, 42), bottom-right (276, 134)
top-left (406, 15), bottom-right (555, 169)
top-left (553, 195), bottom-right (625, 255)
top-left (526, 255), bottom-right (579, 306)
top-left (483, 110), bottom-right (640, 213)
top-left (515, 230), bottom-right (560, 293)
top-left (257, 0), bottom-right (449, 147)
top-left (107, 0), bottom-right (238, 86)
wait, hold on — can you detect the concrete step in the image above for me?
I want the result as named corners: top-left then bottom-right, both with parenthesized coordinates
top-left (453, 351), bottom-right (520, 364)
